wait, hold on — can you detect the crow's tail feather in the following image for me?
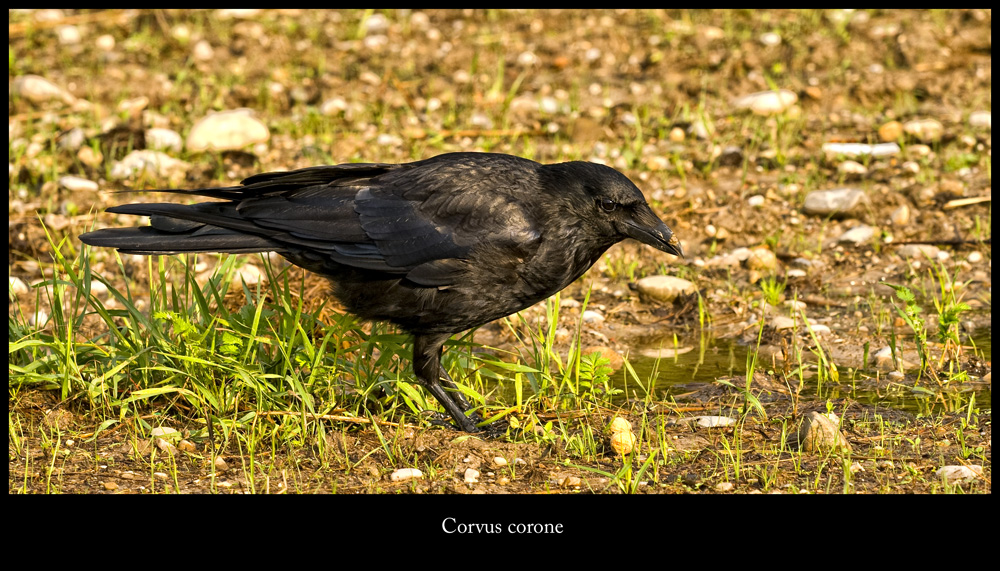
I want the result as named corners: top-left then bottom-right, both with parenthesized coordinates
top-left (79, 201), bottom-right (284, 255)
top-left (79, 226), bottom-right (283, 255)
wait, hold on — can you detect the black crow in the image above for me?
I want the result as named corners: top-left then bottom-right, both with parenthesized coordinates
top-left (80, 152), bottom-right (682, 433)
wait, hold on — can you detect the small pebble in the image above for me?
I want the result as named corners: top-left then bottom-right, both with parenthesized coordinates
top-left (609, 417), bottom-right (632, 434)
top-left (878, 121), bottom-right (904, 142)
top-left (186, 109), bottom-right (270, 153)
top-left (890, 204), bottom-right (910, 226)
top-left (694, 416), bottom-right (736, 428)
top-left (559, 475), bottom-right (582, 488)
top-left (9, 277), bottom-right (29, 297)
top-left (56, 25), bottom-right (82, 45)
top-left (733, 89), bottom-right (797, 115)
top-left (192, 40), bottom-right (214, 61)
top-left (838, 224), bottom-right (876, 246)
top-left (903, 118), bottom-right (944, 143)
top-left (95, 34), bottom-right (116, 51)
top-left (968, 110), bottom-right (991, 129)
top-left (390, 468), bottom-right (423, 482)
top-left (746, 246), bottom-right (778, 271)
top-left (58, 175), bottom-right (98, 193)
top-left (798, 411), bottom-right (852, 453)
top-left (935, 465), bottom-right (983, 484)
top-left (838, 160), bottom-right (867, 175)
top-left (803, 188), bottom-right (867, 216)
top-left (821, 142), bottom-right (899, 158)
top-left (634, 275), bottom-right (696, 303)
top-left (759, 32), bottom-right (781, 46)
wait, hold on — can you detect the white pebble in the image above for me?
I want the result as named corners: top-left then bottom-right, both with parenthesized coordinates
top-left (390, 468), bottom-right (423, 482)
top-left (95, 34), bottom-right (116, 51)
top-left (837, 224), bottom-right (876, 245)
top-left (733, 89), bottom-right (797, 115)
top-left (539, 96), bottom-right (558, 114)
top-left (11, 74), bottom-right (78, 106)
top-left (321, 97), bottom-right (348, 115)
top-left (759, 32), bottom-right (781, 46)
top-left (56, 25), bottom-right (82, 45)
top-left (192, 40), bottom-right (214, 62)
top-left (145, 128), bottom-right (183, 153)
top-left (464, 468), bottom-right (480, 484)
top-left (904, 118), bottom-right (944, 143)
top-left (111, 150), bottom-right (189, 180)
top-left (29, 309), bottom-right (49, 327)
top-left (935, 465), bottom-right (983, 484)
top-left (822, 142), bottom-right (900, 157)
top-left (838, 160), bottom-right (868, 175)
top-left (695, 416), bottom-right (736, 428)
top-left (150, 426), bottom-right (179, 437)
top-left (517, 51), bottom-right (538, 66)
top-left (807, 323), bottom-right (831, 334)
top-left (968, 110), bottom-right (991, 129)
top-left (186, 109), bottom-right (269, 153)
top-left (9, 277), bottom-right (30, 297)
top-left (58, 175), bottom-right (98, 193)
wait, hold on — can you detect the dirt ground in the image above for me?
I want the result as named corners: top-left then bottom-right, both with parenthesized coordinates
top-left (9, 10), bottom-right (991, 495)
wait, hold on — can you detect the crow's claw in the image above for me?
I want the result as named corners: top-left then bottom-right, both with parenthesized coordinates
top-left (420, 410), bottom-right (510, 438)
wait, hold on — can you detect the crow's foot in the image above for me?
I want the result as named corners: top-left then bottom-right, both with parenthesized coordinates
top-left (420, 410), bottom-right (508, 437)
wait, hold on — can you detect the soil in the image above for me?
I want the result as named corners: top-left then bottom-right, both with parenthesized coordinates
top-left (8, 9), bottom-right (991, 495)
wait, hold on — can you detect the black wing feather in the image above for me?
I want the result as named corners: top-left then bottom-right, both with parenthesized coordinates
top-left (81, 153), bottom-right (545, 287)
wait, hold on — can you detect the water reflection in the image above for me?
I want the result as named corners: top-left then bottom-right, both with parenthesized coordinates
top-left (618, 328), bottom-right (991, 413)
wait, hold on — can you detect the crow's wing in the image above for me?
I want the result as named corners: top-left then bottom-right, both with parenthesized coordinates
top-left (354, 183), bottom-right (541, 286)
top-left (234, 155), bottom-right (544, 285)
top-left (352, 154), bottom-right (544, 285)
top-left (84, 156), bottom-right (543, 287)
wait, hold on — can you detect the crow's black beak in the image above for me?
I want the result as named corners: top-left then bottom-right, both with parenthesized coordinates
top-left (624, 209), bottom-right (683, 258)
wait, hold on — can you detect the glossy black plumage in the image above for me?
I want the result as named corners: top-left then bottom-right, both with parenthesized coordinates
top-left (80, 152), bottom-right (682, 433)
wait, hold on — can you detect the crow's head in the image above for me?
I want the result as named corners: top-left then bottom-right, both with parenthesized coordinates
top-left (544, 161), bottom-right (683, 258)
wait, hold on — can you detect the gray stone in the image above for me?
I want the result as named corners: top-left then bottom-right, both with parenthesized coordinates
top-left (186, 109), bottom-right (270, 152)
top-left (798, 411), bottom-right (852, 453)
top-left (634, 275), bottom-right (696, 303)
top-left (838, 224), bottom-right (876, 246)
top-left (803, 188), bottom-right (867, 216)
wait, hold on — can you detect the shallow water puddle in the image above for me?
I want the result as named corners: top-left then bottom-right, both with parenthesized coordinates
top-left (617, 328), bottom-right (991, 414)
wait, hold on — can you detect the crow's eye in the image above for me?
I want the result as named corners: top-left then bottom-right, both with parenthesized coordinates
top-left (598, 197), bottom-right (618, 212)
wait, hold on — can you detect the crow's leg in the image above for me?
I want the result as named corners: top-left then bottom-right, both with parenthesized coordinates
top-left (412, 333), bottom-right (481, 433)
top-left (438, 367), bottom-right (477, 415)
